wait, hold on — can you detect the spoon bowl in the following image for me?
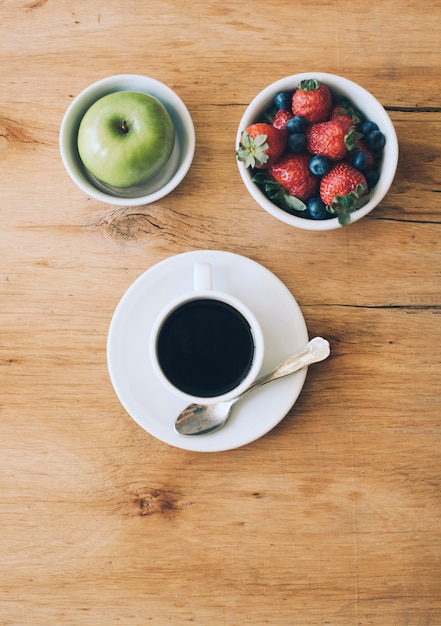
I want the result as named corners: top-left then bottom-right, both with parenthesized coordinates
top-left (174, 336), bottom-right (330, 436)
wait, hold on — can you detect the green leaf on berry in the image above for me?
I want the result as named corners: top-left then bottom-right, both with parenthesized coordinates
top-left (252, 171), bottom-right (307, 213)
top-left (335, 97), bottom-right (363, 125)
top-left (260, 104), bottom-right (278, 124)
top-left (326, 184), bottom-right (370, 225)
top-left (298, 78), bottom-right (320, 92)
top-left (344, 126), bottom-right (364, 152)
top-left (337, 210), bottom-right (352, 226)
top-left (236, 131), bottom-right (270, 168)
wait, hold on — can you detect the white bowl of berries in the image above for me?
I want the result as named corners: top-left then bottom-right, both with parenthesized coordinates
top-left (236, 72), bottom-right (398, 230)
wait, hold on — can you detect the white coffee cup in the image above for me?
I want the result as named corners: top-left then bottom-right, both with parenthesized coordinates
top-left (149, 263), bottom-right (264, 403)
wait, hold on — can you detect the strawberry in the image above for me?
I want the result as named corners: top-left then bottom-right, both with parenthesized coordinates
top-left (330, 108), bottom-right (354, 133)
top-left (291, 79), bottom-right (332, 124)
top-left (236, 123), bottom-right (287, 169)
top-left (273, 109), bottom-right (293, 132)
top-left (320, 162), bottom-right (369, 225)
top-left (305, 120), bottom-right (362, 161)
top-left (331, 98), bottom-right (362, 131)
top-left (269, 152), bottom-right (319, 203)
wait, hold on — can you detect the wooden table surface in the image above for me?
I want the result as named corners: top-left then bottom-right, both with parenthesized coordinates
top-left (1, 1), bottom-right (441, 624)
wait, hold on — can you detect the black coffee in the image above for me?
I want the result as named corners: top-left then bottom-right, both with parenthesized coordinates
top-left (156, 298), bottom-right (255, 397)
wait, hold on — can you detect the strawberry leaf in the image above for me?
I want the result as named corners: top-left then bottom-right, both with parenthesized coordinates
top-left (329, 184), bottom-right (369, 211)
top-left (260, 105), bottom-right (278, 124)
top-left (279, 193), bottom-right (307, 213)
top-left (252, 171), bottom-right (279, 193)
top-left (253, 134), bottom-right (269, 147)
top-left (298, 78), bottom-right (320, 92)
top-left (236, 131), bottom-right (269, 168)
top-left (326, 205), bottom-right (353, 226)
top-left (337, 210), bottom-right (352, 226)
top-left (345, 126), bottom-right (364, 152)
top-left (335, 97), bottom-right (363, 125)
top-left (252, 172), bottom-right (307, 213)
top-left (326, 184), bottom-right (370, 225)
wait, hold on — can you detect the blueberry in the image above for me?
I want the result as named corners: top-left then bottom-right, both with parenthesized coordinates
top-left (360, 120), bottom-right (378, 135)
top-left (307, 197), bottom-right (331, 220)
top-left (365, 169), bottom-right (380, 188)
top-left (352, 150), bottom-right (369, 171)
top-left (285, 115), bottom-right (307, 134)
top-left (288, 133), bottom-right (306, 153)
top-left (273, 91), bottom-right (292, 110)
top-left (365, 129), bottom-right (386, 151)
top-left (309, 155), bottom-right (331, 176)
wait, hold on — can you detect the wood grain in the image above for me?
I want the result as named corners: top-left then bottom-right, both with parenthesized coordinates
top-left (1, 1), bottom-right (441, 624)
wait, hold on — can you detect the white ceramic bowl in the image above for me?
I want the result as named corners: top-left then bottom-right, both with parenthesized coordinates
top-left (60, 74), bottom-right (195, 206)
top-left (236, 72), bottom-right (399, 230)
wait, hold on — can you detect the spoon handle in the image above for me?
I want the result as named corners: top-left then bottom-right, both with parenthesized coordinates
top-left (242, 337), bottom-right (330, 397)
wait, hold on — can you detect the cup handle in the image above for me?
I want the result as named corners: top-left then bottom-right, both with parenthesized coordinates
top-left (194, 263), bottom-right (212, 292)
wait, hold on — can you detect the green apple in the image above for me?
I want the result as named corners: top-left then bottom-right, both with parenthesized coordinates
top-left (77, 91), bottom-right (175, 188)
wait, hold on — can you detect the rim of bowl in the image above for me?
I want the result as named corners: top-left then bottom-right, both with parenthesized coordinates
top-left (236, 72), bottom-right (399, 231)
top-left (59, 74), bottom-right (195, 206)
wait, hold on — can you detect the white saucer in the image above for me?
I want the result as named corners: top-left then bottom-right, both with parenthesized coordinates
top-left (107, 250), bottom-right (309, 452)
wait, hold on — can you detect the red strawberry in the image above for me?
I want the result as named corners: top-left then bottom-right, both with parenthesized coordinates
top-left (320, 162), bottom-right (369, 224)
top-left (331, 99), bottom-right (362, 131)
top-left (305, 120), bottom-right (361, 161)
top-left (269, 152), bottom-right (319, 203)
top-left (330, 106), bottom-right (354, 133)
top-left (237, 123), bottom-right (287, 169)
top-left (291, 79), bottom-right (332, 124)
top-left (273, 109), bottom-right (293, 131)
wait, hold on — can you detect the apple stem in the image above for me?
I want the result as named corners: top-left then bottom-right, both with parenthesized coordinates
top-left (121, 120), bottom-right (129, 134)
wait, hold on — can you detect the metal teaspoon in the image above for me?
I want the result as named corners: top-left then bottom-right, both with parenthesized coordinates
top-left (174, 336), bottom-right (330, 437)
